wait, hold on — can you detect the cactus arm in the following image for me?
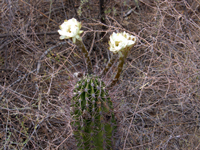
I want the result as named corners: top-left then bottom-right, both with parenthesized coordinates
top-left (89, 79), bottom-right (97, 149)
top-left (71, 76), bottom-right (116, 150)
top-left (84, 79), bottom-right (91, 119)
top-left (91, 78), bottom-right (104, 150)
top-left (72, 79), bottom-right (85, 149)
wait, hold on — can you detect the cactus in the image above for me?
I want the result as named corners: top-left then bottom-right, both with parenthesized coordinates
top-left (70, 75), bottom-right (116, 150)
top-left (57, 18), bottom-right (137, 149)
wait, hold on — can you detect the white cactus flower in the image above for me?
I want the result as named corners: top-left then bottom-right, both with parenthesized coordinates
top-left (58, 18), bottom-right (83, 43)
top-left (109, 32), bottom-right (127, 53)
top-left (109, 32), bottom-right (136, 53)
top-left (122, 31), bottom-right (137, 47)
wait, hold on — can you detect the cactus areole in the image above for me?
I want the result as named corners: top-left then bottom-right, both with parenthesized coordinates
top-left (71, 75), bottom-right (116, 150)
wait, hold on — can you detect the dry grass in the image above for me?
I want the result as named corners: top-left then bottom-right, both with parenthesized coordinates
top-left (0, 0), bottom-right (200, 149)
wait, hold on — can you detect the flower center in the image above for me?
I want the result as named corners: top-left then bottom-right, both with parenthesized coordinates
top-left (115, 41), bottom-right (120, 46)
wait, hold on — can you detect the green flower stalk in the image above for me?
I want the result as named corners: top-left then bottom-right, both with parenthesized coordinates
top-left (75, 39), bottom-right (93, 74)
top-left (100, 53), bottom-right (117, 77)
top-left (58, 18), bottom-right (93, 74)
top-left (108, 47), bottom-right (130, 88)
top-left (107, 32), bottom-right (137, 88)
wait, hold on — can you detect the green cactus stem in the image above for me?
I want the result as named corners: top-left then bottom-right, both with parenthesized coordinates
top-left (71, 75), bottom-right (116, 150)
top-left (75, 39), bottom-right (93, 74)
top-left (107, 48), bottom-right (130, 88)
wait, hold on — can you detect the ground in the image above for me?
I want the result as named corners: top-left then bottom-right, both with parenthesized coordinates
top-left (0, 0), bottom-right (200, 149)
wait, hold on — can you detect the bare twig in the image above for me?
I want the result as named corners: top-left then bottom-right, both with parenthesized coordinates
top-left (36, 41), bottom-right (67, 74)
top-left (99, 0), bottom-right (107, 37)
top-left (0, 31), bottom-right (58, 39)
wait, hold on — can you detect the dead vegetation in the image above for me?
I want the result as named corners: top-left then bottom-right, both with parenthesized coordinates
top-left (0, 0), bottom-right (200, 149)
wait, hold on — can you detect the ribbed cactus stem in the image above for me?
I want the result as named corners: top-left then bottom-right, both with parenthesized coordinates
top-left (75, 39), bottom-right (93, 74)
top-left (101, 54), bottom-right (117, 77)
top-left (107, 48), bottom-right (130, 88)
top-left (71, 76), bottom-right (116, 150)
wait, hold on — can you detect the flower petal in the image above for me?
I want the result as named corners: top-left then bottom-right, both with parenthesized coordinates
top-left (59, 35), bottom-right (66, 40)
top-left (58, 18), bottom-right (83, 43)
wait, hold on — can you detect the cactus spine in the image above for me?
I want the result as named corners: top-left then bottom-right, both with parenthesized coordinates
top-left (71, 75), bottom-right (116, 150)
